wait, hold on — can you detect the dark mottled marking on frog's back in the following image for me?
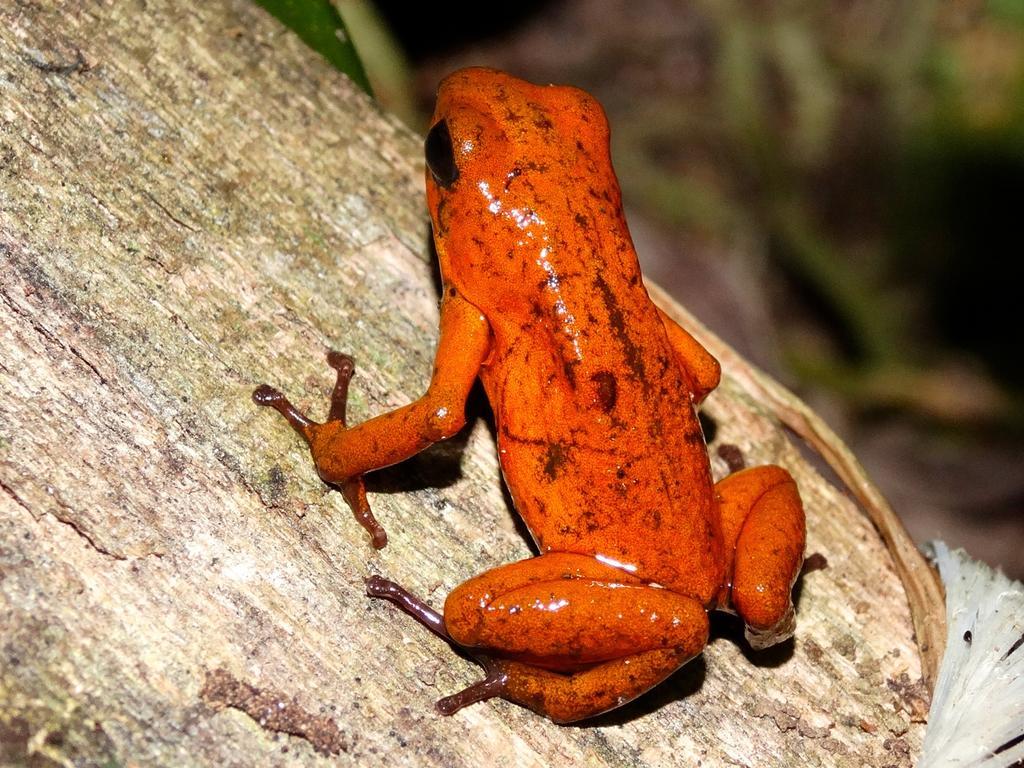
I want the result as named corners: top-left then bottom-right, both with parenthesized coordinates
top-left (504, 167), bottom-right (522, 191)
top-left (592, 274), bottom-right (646, 386)
top-left (590, 371), bottom-right (617, 413)
top-left (641, 508), bottom-right (663, 530)
top-left (563, 358), bottom-right (579, 388)
top-left (579, 509), bottom-right (603, 532)
top-left (542, 442), bottom-right (570, 481)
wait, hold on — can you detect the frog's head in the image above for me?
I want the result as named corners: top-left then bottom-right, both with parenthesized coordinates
top-left (424, 68), bottom-right (626, 315)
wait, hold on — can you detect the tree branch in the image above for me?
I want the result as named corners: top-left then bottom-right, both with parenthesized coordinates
top-left (0, 1), bottom-right (929, 765)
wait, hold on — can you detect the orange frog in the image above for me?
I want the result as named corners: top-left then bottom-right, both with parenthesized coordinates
top-left (254, 67), bottom-right (806, 723)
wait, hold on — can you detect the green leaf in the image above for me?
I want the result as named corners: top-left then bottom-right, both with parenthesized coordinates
top-left (989, 0), bottom-right (1024, 24)
top-left (253, 0), bottom-right (373, 95)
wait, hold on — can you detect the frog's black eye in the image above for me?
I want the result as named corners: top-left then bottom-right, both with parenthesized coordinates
top-left (425, 120), bottom-right (459, 188)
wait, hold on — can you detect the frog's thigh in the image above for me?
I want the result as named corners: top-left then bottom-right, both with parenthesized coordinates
top-left (444, 553), bottom-right (709, 666)
top-left (716, 465), bottom-right (805, 649)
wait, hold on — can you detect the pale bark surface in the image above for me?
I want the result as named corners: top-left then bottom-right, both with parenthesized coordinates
top-left (0, 2), bottom-right (926, 765)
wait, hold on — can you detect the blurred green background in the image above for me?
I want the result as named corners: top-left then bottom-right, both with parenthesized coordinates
top-left (267, 0), bottom-right (1024, 577)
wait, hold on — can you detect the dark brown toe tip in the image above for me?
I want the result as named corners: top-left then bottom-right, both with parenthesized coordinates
top-left (252, 384), bottom-right (282, 406)
top-left (326, 350), bottom-right (355, 374)
top-left (435, 696), bottom-right (460, 716)
top-left (365, 575), bottom-right (393, 598)
top-left (370, 528), bottom-right (388, 550)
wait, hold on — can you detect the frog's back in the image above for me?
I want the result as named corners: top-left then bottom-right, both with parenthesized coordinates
top-left (478, 261), bottom-right (725, 603)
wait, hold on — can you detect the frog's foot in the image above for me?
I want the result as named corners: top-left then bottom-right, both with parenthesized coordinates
top-left (254, 352), bottom-right (388, 549)
top-left (366, 576), bottom-right (512, 714)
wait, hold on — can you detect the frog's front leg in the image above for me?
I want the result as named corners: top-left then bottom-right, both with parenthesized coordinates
top-left (369, 552), bottom-right (709, 723)
top-left (253, 292), bottom-right (491, 548)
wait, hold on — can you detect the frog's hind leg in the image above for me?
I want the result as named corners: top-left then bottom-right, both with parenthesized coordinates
top-left (715, 465), bottom-right (805, 649)
top-left (366, 576), bottom-right (522, 713)
top-left (254, 352), bottom-right (387, 548)
top-left (447, 553), bottom-right (708, 721)
top-left (365, 575), bottom-right (512, 710)
top-left (368, 557), bottom-right (708, 723)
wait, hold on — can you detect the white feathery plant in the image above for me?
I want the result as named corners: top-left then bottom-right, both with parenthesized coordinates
top-left (918, 542), bottom-right (1024, 767)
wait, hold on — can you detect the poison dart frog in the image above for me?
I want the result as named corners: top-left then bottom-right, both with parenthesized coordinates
top-left (254, 67), bottom-right (806, 723)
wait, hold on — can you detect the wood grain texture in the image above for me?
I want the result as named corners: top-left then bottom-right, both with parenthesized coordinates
top-left (0, 2), bottom-right (927, 765)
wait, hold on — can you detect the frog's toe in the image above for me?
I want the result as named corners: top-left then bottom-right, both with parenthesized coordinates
top-left (325, 350), bottom-right (357, 424)
top-left (340, 475), bottom-right (387, 549)
top-left (744, 603), bottom-right (796, 650)
top-left (326, 350), bottom-right (355, 374)
top-left (436, 664), bottom-right (509, 716)
top-left (252, 383), bottom-right (317, 442)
